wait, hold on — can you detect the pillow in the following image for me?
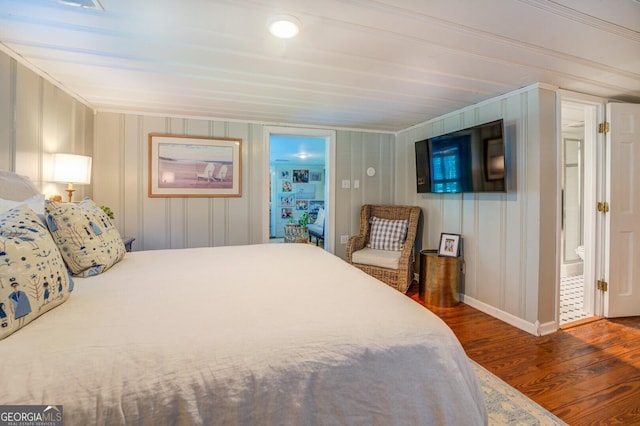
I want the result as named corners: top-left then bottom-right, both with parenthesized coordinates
top-left (0, 204), bottom-right (74, 340)
top-left (314, 208), bottom-right (325, 225)
top-left (0, 194), bottom-right (46, 215)
top-left (45, 199), bottom-right (126, 277)
top-left (367, 217), bottom-right (409, 251)
top-left (0, 170), bottom-right (41, 201)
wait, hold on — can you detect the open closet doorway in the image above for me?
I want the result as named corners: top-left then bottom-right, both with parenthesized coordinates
top-left (558, 95), bottom-right (603, 326)
top-left (263, 126), bottom-right (336, 254)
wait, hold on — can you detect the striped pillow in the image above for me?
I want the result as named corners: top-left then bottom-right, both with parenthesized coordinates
top-left (367, 217), bottom-right (409, 251)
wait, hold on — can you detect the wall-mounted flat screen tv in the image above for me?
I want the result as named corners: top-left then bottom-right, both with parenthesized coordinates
top-left (415, 119), bottom-right (506, 193)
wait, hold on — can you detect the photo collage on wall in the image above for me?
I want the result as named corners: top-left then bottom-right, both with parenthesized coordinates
top-left (279, 168), bottom-right (324, 222)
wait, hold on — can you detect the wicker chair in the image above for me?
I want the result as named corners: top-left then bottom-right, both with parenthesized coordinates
top-left (346, 204), bottom-right (422, 293)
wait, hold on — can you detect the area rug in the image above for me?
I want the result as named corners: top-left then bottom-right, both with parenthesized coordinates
top-left (471, 360), bottom-right (568, 425)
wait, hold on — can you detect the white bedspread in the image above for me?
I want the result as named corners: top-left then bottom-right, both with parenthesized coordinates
top-left (1, 244), bottom-right (486, 425)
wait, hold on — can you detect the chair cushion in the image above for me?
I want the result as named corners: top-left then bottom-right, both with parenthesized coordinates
top-left (367, 217), bottom-right (409, 251)
top-left (352, 247), bottom-right (401, 269)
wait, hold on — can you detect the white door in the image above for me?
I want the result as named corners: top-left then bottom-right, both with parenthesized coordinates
top-left (604, 103), bottom-right (640, 317)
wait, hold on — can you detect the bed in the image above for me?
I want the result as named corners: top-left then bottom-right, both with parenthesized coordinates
top-left (0, 173), bottom-right (487, 425)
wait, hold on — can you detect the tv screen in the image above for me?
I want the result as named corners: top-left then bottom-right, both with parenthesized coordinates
top-left (415, 119), bottom-right (506, 193)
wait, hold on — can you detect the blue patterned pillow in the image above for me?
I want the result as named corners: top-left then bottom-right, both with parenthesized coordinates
top-left (367, 217), bottom-right (409, 251)
top-left (45, 199), bottom-right (126, 277)
top-left (0, 204), bottom-right (74, 340)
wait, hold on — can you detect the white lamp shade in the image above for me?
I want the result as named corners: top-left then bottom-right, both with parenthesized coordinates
top-left (52, 153), bottom-right (92, 184)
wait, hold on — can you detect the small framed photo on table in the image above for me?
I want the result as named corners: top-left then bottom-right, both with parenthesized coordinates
top-left (438, 233), bottom-right (461, 257)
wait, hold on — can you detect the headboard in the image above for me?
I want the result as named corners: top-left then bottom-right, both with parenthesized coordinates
top-left (0, 170), bottom-right (41, 201)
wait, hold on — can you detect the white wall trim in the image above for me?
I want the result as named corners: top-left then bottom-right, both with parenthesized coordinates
top-left (538, 320), bottom-right (559, 336)
top-left (461, 294), bottom-right (557, 336)
top-left (0, 43), bottom-right (94, 111)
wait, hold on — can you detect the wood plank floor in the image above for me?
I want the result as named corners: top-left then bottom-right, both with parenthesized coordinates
top-left (406, 283), bottom-right (640, 426)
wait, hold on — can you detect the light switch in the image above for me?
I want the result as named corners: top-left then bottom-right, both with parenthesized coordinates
top-left (342, 179), bottom-right (351, 189)
top-left (354, 179), bottom-right (360, 189)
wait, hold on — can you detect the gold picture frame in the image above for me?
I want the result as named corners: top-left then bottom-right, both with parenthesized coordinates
top-left (148, 134), bottom-right (241, 198)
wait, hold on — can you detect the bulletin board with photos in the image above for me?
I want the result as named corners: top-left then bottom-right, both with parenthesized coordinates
top-left (276, 166), bottom-right (325, 236)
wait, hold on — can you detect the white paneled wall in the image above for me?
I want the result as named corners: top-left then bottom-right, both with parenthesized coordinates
top-left (0, 54), bottom-right (12, 172)
top-left (334, 130), bottom-right (395, 259)
top-left (0, 52), bottom-right (93, 196)
top-left (94, 113), bottom-right (395, 256)
top-left (395, 85), bottom-right (559, 334)
top-left (95, 114), bottom-right (262, 250)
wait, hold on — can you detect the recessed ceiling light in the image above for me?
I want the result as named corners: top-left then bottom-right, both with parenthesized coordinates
top-left (268, 15), bottom-right (300, 39)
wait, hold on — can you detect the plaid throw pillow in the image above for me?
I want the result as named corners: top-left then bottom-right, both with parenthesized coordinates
top-left (367, 217), bottom-right (409, 251)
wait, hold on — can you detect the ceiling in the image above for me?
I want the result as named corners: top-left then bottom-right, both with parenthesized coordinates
top-left (270, 134), bottom-right (326, 166)
top-left (1, 0), bottom-right (639, 133)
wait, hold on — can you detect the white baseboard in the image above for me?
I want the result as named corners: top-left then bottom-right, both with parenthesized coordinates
top-left (460, 295), bottom-right (559, 336)
top-left (537, 320), bottom-right (559, 336)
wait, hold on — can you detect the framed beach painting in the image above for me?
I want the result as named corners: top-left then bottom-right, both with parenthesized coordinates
top-left (148, 134), bottom-right (242, 197)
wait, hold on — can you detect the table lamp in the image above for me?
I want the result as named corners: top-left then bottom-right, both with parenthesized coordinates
top-left (52, 153), bottom-right (92, 202)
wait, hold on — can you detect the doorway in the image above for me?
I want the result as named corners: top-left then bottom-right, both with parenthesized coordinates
top-left (269, 134), bottom-right (326, 244)
top-left (262, 126), bottom-right (336, 253)
top-left (558, 96), bottom-right (640, 324)
top-left (559, 96), bottom-right (602, 326)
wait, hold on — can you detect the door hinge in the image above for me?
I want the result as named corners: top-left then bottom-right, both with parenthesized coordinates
top-left (597, 201), bottom-right (609, 213)
top-left (597, 280), bottom-right (608, 292)
top-left (598, 122), bottom-right (610, 133)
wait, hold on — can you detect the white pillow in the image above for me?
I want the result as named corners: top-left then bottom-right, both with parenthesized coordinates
top-left (0, 194), bottom-right (45, 215)
top-left (0, 170), bottom-right (41, 201)
top-left (314, 208), bottom-right (325, 225)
